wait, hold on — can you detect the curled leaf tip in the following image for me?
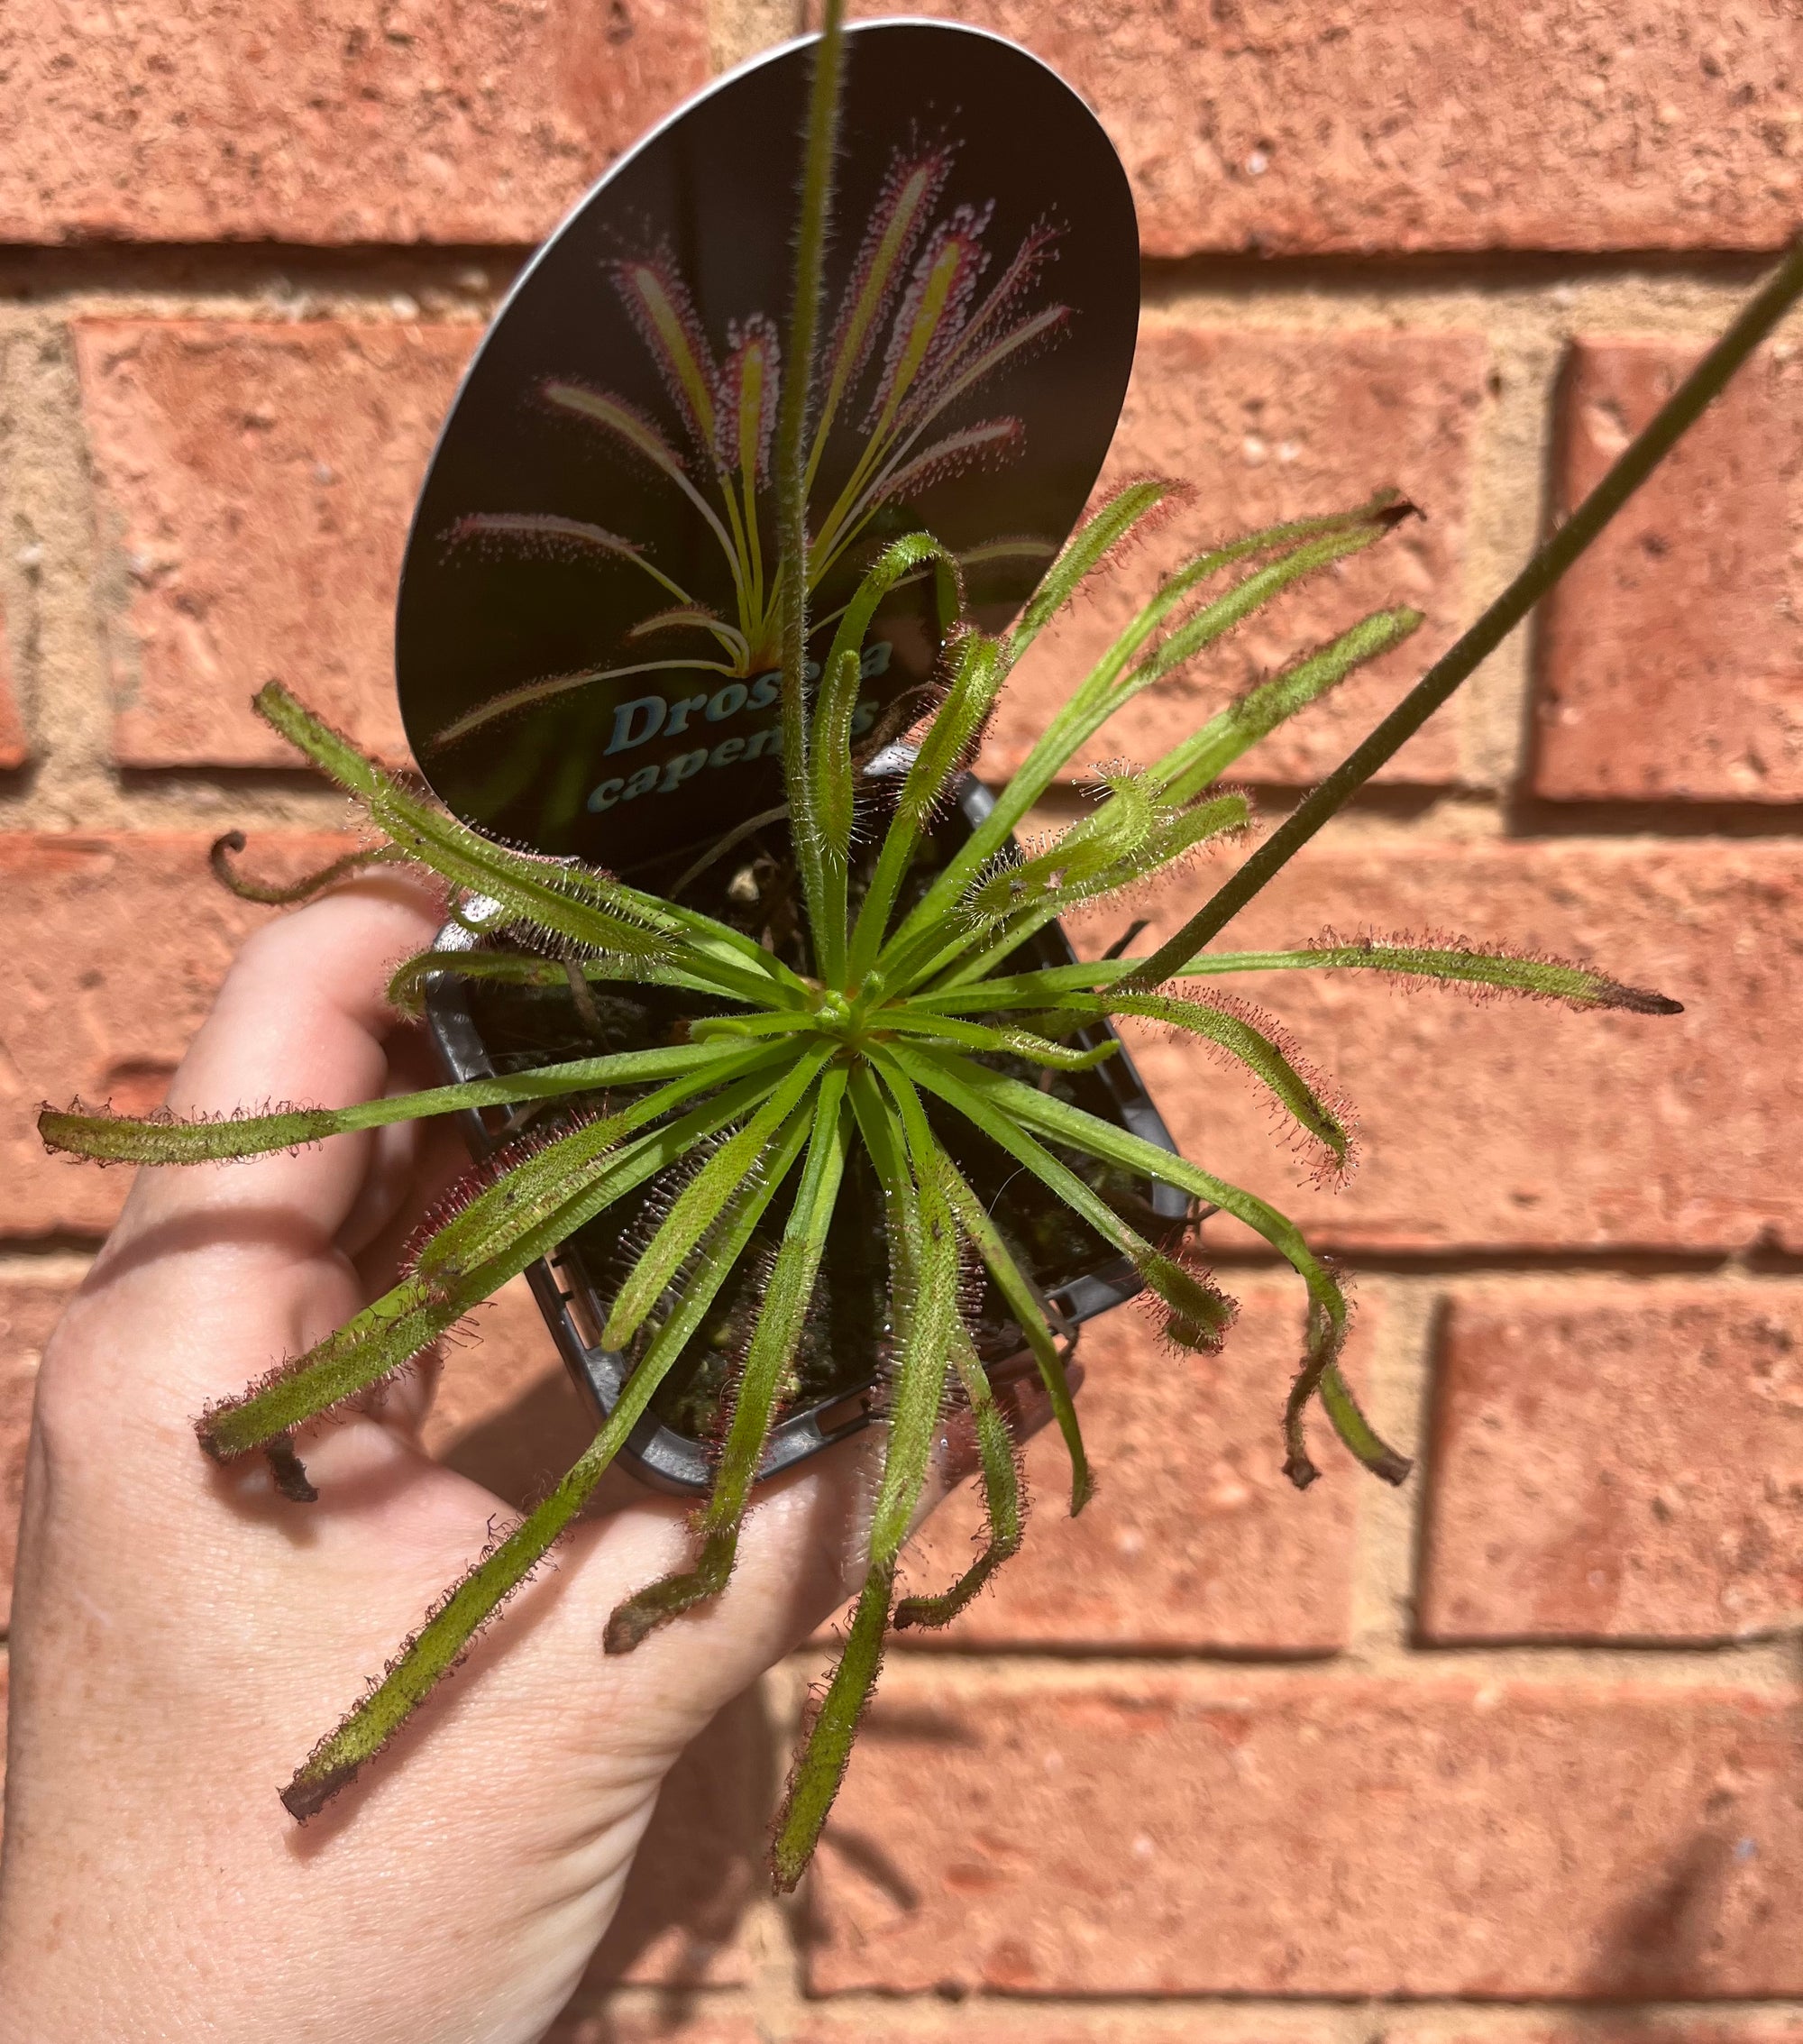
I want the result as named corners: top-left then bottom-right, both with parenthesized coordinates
top-left (210, 828), bottom-right (400, 906)
top-left (280, 1762), bottom-right (354, 1822)
top-left (1283, 1450), bottom-right (1322, 1490)
top-left (266, 1435), bottom-right (319, 1504)
top-left (1607, 982), bottom-right (1684, 1017)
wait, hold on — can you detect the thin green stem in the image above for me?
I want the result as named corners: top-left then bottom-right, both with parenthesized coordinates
top-left (775, 0), bottom-right (849, 957)
top-left (1124, 237), bottom-right (1803, 987)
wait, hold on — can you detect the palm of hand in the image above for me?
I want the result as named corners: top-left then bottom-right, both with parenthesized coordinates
top-left (0, 880), bottom-right (920, 2044)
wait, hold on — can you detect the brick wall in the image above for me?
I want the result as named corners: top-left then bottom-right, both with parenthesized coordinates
top-left (2, 2), bottom-right (1800, 2038)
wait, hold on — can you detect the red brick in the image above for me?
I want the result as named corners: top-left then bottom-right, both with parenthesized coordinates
top-left (1533, 339), bottom-right (1803, 802)
top-left (806, 1673), bottom-right (1803, 1996)
top-left (545, 2009), bottom-right (757, 2044)
top-left (74, 321), bottom-right (474, 769)
top-left (1103, 840), bottom-right (1803, 1254)
top-left (794, 2015), bottom-right (1338, 2044)
top-left (981, 327), bottom-right (1483, 791)
top-left (0, 834), bottom-right (351, 1239)
top-left (0, 606), bottom-right (25, 770)
top-left (0, 1276), bottom-right (80, 1634)
top-left (0, 1), bottom-right (707, 244)
top-left (1412, 2019), bottom-right (1803, 2044)
top-left (898, 1284), bottom-right (1368, 1651)
top-left (1420, 1285), bottom-right (1803, 1645)
top-left (858, 2), bottom-right (1803, 258)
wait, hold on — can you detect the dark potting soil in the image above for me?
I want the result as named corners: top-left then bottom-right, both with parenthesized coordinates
top-left (455, 810), bottom-right (1186, 1445)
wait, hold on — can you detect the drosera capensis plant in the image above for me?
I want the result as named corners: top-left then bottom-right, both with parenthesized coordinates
top-left (37, 4), bottom-right (1803, 1891)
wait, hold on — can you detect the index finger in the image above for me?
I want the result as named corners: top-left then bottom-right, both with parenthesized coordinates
top-left (105, 871), bottom-right (446, 1267)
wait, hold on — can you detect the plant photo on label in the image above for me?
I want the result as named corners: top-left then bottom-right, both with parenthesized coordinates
top-left (34, 4), bottom-right (1803, 1894)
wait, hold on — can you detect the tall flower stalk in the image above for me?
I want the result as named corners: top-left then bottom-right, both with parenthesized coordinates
top-left (39, 2), bottom-right (1803, 1889)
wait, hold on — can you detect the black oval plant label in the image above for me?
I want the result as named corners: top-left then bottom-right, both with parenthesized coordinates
top-left (396, 21), bottom-right (1139, 873)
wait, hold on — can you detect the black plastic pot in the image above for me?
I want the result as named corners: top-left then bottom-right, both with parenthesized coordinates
top-left (426, 778), bottom-right (1185, 1493)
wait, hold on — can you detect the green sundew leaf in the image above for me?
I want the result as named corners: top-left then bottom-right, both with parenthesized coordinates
top-left (281, 1121), bottom-right (812, 1820)
top-left (810, 640), bottom-right (863, 986)
top-left (254, 684), bottom-right (670, 954)
top-left (961, 767), bottom-right (1158, 922)
top-left (893, 1331), bottom-right (1024, 1629)
top-left (822, 532), bottom-right (961, 685)
top-left (38, 1040), bottom-right (764, 1167)
top-left (772, 1098), bottom-right (959, 1890)
top-left (849, 629), bottom-right (1011, 977)
top-left (880, 1044), bottom-right (1230, 1367)
top-left (895, 1049), bottom-right (1408, 1487)
top-left (1131, 1246), bottom-right (1239, 1354)
top-left (1039, 988), bottom-right (1353, 1178)
top-left (907, 961), bottom-right (1145, 1012)
top-left (1010, 477), bottom-right (1185, 654)
top-left (902, 790), bottom-right (1250, 998)
top-left (1317, 1361), bottom-right (1413, 1485)
top-left (881, 1071), bottom-right (1062, 1526)
top-left (1152, 607), bottom-right (1425, 807)
top-left (934, 1143), bottom-right (1092, 1515)
top-left (253, 683), bottom-right (794, 1005)
top-left (771, 1554), bottom-right (895, 1893)
top-left (385, 946), bottom-right (725, 1019)
top-left (601, 1045), bottom-right (835, 1348)
top-left (413, 1052), bottom-right (784, 1289)
top-left (888, 508), bottom-right (1410, 960)
top-left (604, 1067), bottom-right (854, 1654)
top-left (687, 1011), bottom-right (822, 1041)
top-left (1278, 1293), bottom-right (1342, 1489)
top-left (876, 1044), bottom-right (1139, 1260)
top-left (896, 631), bottom-right (1011, 833)
top-left (201, 1062), bottom-right (788, 1460)
top-left (911, 936), bottom-right (1682, 1014)
top-left (197, 1275), bottom-right (473, 1462)
top-left (876, 1006), bottom-right (1119, 1072)
top-left (1169, 937), bottom-right (1684, 1013)
top-left (865, 1138), bottom-right (960, 1564)
top-left (811, 646), bottom-right (863, 869)
top-left (208, 830), bottom-right (408, 905)
top-left (845, 1063), bottom-right (923, 1280)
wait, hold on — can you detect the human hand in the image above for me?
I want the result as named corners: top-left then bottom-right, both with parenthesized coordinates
top-left (0, 875), bottom-right (1057, 2043)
